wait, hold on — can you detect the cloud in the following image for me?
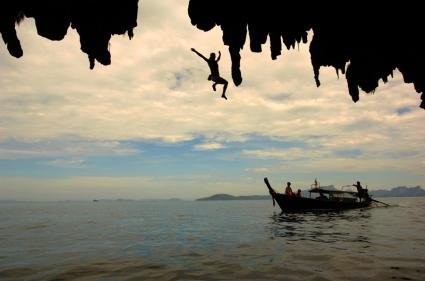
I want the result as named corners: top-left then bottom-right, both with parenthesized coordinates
top-left (193, 142), bottom-right (226, 151)
top-left (245, 167), bottom-right (270, 173)
top-left (333, 149), bottom-right (362, 158)
top-left (240, 142), bottom-right (424, 175)
top-left (41, 159), bottom-right (86, 168)
top-left (396, 107), bottom-right (412, 116)
top-left (0, 138), bottom-right (138, 159)
top-left (241, 147), bottom-right (327, 161)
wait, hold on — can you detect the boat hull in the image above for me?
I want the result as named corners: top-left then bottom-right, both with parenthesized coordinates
top-left (264, 177), bottom-right (372, 212)
top-left (272, 193), bottom-right (371, 211)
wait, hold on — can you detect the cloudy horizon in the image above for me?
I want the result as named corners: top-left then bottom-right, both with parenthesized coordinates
top-left (1, 1), bottom-right (424, 200)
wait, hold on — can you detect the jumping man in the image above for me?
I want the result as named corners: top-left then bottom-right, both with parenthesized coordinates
top-left (191, 48), bottom-right (228, 100)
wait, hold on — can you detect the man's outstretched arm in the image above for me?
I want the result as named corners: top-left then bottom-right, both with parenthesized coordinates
top-left (191, 48), bottom-right (208, 61)
top-left (216, 51), bottom-right (221, 61)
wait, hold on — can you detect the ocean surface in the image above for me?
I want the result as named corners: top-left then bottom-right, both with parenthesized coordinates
top-left (1, 197), bottom-right (424, 280)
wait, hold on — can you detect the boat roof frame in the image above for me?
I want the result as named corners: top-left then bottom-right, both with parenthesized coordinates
top-left (309, 187), bottom-right (358, 196)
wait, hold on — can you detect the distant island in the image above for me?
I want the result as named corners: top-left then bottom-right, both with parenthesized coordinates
top-left (370, 186), bottom-right (425, 197)
top-left (196, 194), bottom-right (270, 201)
top-left (168, 198), bottom-right (183, 201)
top-left (197, 186), bottom-right (425, 201)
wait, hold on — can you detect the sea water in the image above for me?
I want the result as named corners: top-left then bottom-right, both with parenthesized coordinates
top-left (1, 197), bottom-right (424, 280)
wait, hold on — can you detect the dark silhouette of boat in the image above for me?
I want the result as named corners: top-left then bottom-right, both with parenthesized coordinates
top-left (264, 178), bottom-right (372, 212)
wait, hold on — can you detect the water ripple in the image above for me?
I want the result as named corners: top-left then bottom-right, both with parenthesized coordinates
top-left (0, 198), bottom-right (424, 280)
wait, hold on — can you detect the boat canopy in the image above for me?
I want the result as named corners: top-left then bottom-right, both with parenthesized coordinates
top-left (309, 187), bottom-right (358, 196)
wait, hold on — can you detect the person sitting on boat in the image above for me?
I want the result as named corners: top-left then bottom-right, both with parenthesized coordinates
top-left (316, 191), bottom-right (327, 200)
top-left (285, 182), bottom-right (294, 196)
top-left (296, 189), bottom-right (302, 197)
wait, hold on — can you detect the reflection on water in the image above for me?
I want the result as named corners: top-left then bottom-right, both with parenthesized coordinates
top-left (268, 209), bottom-right (372, 244)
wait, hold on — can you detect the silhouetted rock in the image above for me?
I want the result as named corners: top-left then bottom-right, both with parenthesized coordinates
top-left (0, 0), bottom-right (138, 69)
top-left (188, 1), bottom-right (425, 109)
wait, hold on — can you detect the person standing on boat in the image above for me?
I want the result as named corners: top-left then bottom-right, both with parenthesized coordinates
top-left (353, 181), bottom-right (364, 198)
top-left (353, 181), bottom-right (370, 202)
top-left (285, 182), bottom-right (294, 196)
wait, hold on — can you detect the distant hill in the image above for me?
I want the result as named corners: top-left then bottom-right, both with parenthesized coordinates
top-left (370, 186), bottom-right (425, 197)
top-left (196, 194), bottom-right (269, 201)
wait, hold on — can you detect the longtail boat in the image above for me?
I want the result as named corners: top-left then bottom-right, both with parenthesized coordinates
top-left (264, 177), bottom-right (373, 212)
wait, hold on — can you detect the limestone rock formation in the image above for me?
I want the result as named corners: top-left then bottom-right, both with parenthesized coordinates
top-left (0, 0), bottom-right (138, 69)
top-left (188, 1), bottom-right (425, 109)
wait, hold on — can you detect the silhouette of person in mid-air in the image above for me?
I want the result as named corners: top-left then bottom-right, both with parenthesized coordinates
top-left (191, 48), bottom-right (228, 100)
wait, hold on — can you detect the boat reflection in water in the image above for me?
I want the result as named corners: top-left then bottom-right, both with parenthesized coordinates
top-left (267, 210), bottom-right (372, 245)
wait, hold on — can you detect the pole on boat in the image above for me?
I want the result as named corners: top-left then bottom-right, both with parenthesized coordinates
top-left (364, 184), bottom-right (389, 206)
top-left (370, 198), bottom-right (390, 207)
top-left (264, 177), bottom-right (275, 207)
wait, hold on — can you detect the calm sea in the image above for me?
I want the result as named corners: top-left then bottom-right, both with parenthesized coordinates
top-left (1, 197), bottom-right (424, 280)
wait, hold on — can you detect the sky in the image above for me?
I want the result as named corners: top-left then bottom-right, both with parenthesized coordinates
top-left (1, 1), bottom-right (424, 200)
